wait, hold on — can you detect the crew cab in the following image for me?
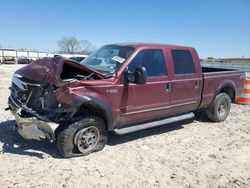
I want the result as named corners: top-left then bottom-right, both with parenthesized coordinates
top-left (7, 43), bottom-right (245, 158)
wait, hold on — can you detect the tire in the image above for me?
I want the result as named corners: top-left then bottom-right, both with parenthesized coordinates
top-left (57, 116), bottom-right (108, 158)
top-left (206, 93), bottom-right (231, 122)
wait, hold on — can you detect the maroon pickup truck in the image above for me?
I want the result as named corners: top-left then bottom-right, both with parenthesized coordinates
top-left (7, 43), bottom-right (245, 157)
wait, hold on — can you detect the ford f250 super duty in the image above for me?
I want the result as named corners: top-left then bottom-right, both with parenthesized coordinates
top-left (7, 43), bottom-right (245, 158)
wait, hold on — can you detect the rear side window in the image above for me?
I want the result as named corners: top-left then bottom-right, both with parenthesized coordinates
top-left (171, 50), bottom-right (195, 74)
top-left (128, 49), bottom-right (167, 77)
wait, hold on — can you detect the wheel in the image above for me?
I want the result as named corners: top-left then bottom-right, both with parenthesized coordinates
top-left (57, 116), bottom-right (108, 158)
top-left (206, 93), bottom-right (231, 122)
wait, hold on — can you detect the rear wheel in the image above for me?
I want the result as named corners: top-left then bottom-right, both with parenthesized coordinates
top-left (57, 116), bottom-right (108, 158)
top-left (206, 93), bottom-right (231, 122)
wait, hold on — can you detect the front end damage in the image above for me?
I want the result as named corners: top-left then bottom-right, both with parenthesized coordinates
top-left (7, 56), bottom-right (103, 142)
top-left (15, 113), bottom-right (59, 141)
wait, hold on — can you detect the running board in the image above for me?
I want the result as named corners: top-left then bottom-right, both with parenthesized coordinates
top-left (114, 112), bottom-right (194, 135)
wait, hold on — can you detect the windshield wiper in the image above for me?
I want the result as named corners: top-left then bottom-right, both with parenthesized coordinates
top-left (103, 73), bottom-right (116, 78)
top-left (79, 63), bottom-right (105, 77)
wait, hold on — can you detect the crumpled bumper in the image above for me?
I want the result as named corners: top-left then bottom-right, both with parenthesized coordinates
top-left (8, 95), bottom-right (59, 142)
top-left (14, 113), bottom-right (59, 142)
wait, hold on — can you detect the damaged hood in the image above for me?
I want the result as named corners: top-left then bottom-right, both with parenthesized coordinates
top-left (15, 56), bottom-right (104, 85)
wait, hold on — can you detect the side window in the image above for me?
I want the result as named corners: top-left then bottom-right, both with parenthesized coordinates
top-left (128, 49), bottom-right (167, 77)
top-left (171, 50), bottom-right (195, 74)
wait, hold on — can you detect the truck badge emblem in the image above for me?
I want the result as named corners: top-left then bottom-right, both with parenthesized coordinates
top-left (106, 89), bottom-right (118, 94)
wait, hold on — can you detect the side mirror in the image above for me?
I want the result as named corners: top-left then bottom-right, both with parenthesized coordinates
top-left (134, 67), bottom-right (147, 85)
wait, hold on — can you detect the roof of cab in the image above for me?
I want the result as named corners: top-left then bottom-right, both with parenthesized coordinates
top-left (109, 42), bottom-right (194, 49)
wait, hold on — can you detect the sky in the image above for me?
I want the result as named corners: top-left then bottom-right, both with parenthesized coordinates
top-left (0, 0), bottom-right (249, 58)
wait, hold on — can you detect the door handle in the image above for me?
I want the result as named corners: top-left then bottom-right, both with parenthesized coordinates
top-left (195, 80), bottom-right (200, 89)
top-left (166, 83), bottom-right (172, 92)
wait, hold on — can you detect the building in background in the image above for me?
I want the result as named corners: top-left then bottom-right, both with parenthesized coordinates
top-left (206, 58), bottom-right (250, 64)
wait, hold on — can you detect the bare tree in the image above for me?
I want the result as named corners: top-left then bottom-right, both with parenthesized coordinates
top-left (58, 36), bottom-right (80, 54)
top-left (79, 40), bottom-right (96, 54)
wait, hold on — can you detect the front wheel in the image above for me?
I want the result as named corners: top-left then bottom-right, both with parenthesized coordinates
top-left (206, 93), bottom-right (231, 122)
top-left (57, 116), bottom-right (108, 158)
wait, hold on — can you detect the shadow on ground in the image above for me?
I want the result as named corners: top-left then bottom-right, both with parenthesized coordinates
top-left (108, 118), bottom-right (193, 146)
top-left (0, 110), bottom-right (209, 158)
top-left (108, 109), bottom-right (210, 146)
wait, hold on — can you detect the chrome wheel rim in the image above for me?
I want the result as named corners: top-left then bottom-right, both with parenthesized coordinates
top-left (74, 126), bottom-right (99, 153)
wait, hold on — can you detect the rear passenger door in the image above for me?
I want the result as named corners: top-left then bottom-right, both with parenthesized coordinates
top-left (169, 49), bottom-right (202, 114)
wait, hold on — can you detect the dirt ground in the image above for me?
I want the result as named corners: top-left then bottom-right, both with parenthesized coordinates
top-left (0, 64), bottom-right (250, 188)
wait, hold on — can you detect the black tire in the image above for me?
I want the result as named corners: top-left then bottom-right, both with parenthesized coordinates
top-left (206, 93), bottom-right (231, 122)
top-left (57, 116), bottom-right (108, 158)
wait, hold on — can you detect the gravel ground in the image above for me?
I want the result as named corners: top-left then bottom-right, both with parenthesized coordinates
top-left (0, 64), bottom-right (250, 188)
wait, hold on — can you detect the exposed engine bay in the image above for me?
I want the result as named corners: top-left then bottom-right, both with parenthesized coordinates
top-left (60, 62), bottom-right (100, 81)
top-left (7, 56), bottom-right (103, 141)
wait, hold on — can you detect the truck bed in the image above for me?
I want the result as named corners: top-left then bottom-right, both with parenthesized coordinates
top-left (202, 67), bottom-right (235, 73)
top-left (199, 67), bottom-right (245, 108)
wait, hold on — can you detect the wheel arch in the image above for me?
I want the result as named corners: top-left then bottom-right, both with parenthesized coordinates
top-left (216, 81), bottom-right (236, 102)
top-left (72, 96), bottom-right (114, 131)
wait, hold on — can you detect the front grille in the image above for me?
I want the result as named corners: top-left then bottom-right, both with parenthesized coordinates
top-left (11, 76), bottom-right (29, 104)
top-left (10, 74), bottom-right (43, 110)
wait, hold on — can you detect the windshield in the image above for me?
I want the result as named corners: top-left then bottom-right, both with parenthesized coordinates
top-left (80, 45), bottom-right (134, 77)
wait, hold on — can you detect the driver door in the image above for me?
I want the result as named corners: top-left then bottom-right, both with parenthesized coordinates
top-left (118, 49), bottom-right (171, 126)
